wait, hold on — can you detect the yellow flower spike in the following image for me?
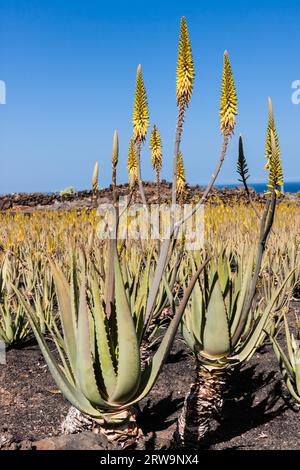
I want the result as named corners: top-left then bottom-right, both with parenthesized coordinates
top-left (150, 125), bottom-right (162, 177)
top-left (266, 128), bottom-right (284, 195)
top-left (133, 64), bottom-right (149, 142)
top-left (264, 97), bottom-right (280, 170)
top-left (264, 98), bottom-right (283, 195)
top-left (176, 151), bottom-right (186, 196)
top-left (176, 16), bottom-right (194, 108)
top-left (220, 51), bottom-right (238, 136)
top-left (127, 138), bottom-right (138, 187)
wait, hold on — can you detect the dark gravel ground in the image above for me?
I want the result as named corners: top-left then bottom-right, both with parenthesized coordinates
top-left (1, 301), bottom-right (300, 450)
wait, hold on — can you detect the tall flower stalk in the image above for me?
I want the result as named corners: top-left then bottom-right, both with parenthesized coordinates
top-left (150, 125), bottom-right (163, 204)
top-left (105, 131), bottom-right (119, 319)
top-left (133, 64), bottom-right (149, 210)
top-left (91, 161), bottom-right (99, 193)
top-left (127, 138), bottom-right (138, 189)
top-left (176, 151), bottom-right (186, 202)
top-left (144, 29), bottom-right (236, 331)
top-left (265, 97), bottom-right (283, 195)
top-left (144, 17), bottom-right (195, 328)
top-left (172, 16), bottom-right (194, 211)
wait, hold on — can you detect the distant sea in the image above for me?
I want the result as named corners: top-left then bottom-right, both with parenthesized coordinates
top-left (1, 182), bottom-right (300, 196)
top-left (216, 182), bottom-right (300, 193)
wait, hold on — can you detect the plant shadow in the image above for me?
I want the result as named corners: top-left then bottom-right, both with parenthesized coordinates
top-left (138, 393), bottom-right (184, 450)
top-left (201, 364), bottom-right (288, 449)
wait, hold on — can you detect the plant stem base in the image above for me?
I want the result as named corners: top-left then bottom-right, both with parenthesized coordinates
top-left (175, 367), bottom-right (226, 449)
top-left (61, 406), bottom-right (142, 448)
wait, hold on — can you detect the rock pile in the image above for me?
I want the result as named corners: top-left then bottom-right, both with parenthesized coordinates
top-left (0, 183), bottom-right (298, 213)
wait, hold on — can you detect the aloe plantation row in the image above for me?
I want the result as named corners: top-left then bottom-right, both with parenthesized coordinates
top-left (0, 17), bottom-right (299, 450)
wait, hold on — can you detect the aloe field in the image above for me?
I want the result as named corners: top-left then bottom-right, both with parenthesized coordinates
top-left (0, 11), bottom-right (300, 455)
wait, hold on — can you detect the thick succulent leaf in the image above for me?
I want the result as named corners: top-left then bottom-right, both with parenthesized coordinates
top-left (76, 276), bottom-right (109, 407)
top-left (161, 272), bottom-right (175, 311)
top-left (295, 358), bottom-right (300, 397)
top-left (144, 238), bottom-right (171, 326)
top-left (271, 335), bottom-right (294, 379)
top-left (50, 261), bottom-right (77, 374)
top-left (202, 276), bottom-right (231, 357)
top-left (235, 270), bottom-right (295, 362)
top-left (128, 259), bottom-right (209, 406)
top-left (14, 288), bottom-right (102, 416)
top-left (286, 377), bottom-right (300, 403)
top-left (230, 280), bottom-right (241, 320)
top-left (111, 251), bottom-right (141, 404)
top-left (92, 276), bottom-right (117, 399)
top-left (191, 280), bottom-right (203, 345)
top-left (104, 239), bottom-right (116, 317)
top-left (187, 255), bottom-right (203, 344)
top-left (217, 256), bottom-right (230, 294)
top-left (70, 254), bottom-right (79, 327)
top-left (180, 319), bottom-right (196, 352)
top-left (50, 333), bottom-right (75, 386)
top-left (135, 253), bottom-right (152, 321)
top-left (152, 251), bottom-right (177, 319)
top-left (284, 315), bottom-right (295, 366)
top-left (135, 305), bottom-right (145, 345)
top-left (230, 251), bottom-right (254, 340)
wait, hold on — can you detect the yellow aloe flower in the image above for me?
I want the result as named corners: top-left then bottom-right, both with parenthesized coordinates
top-left (176, 16), bottom-right (194, 108)
top-left (133, 64), bottom-right (149, 142)
top-left (177, 151), bottom-right (186, 196)
top-left (150, 125), bottom-right (162, 178)
top-left (220, 51), bottom-right (237, 136)
top-left (127, 138), bottom-right (138, 187)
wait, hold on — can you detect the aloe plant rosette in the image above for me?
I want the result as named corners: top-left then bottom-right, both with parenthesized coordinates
top-left (177, 251), bottom-right (294, 448)
top-left (16, 249), bottom-right (206, 445)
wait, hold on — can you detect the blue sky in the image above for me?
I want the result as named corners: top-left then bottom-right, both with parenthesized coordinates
top-left (0, 0), bottom-right (299, 193)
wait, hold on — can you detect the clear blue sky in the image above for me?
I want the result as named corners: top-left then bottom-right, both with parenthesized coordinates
top-left (0, 0), bottom-right (299, 193)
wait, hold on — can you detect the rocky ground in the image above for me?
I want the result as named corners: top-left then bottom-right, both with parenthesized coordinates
top-left (0, 182), bottom-right (299, 213)
top-left (1, 300), bottom-right (300, 451)
top-left (0, 185), bottom-right (299, 451)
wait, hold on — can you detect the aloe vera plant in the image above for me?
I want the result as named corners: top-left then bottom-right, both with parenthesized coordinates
top-left (253, 255), bottom-right (296, 348)
top-left (176, 251), bottom-right (294, 447)
top-left (176, 96), bottom-right (289, 447)
top-left (0, 258), bottom-right (31, 346)
top-left (3, 13), bottom-right (297, 451)
top-left (0, 296), bottom-right (30, 346)
top-left (271, 314), bottom-right (300, 404)
top-left (16, 248), bottom-right (207, 445)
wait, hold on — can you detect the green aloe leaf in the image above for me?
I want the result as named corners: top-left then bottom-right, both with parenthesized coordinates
top-left (295, 357), bottom-right (300, 397)
top-left (286, 377), bottom-right (300, 403)
top-left (230, 250), bottom-right (254, 341)
top-left (70, 253), bottom-right (79, 327)
top-left (14, 287), bottom-right (103, 416)
top-left (191, 280), bottom-right (203, 345)
top-left (271, 335), bottom-right (294, 380)
top-left (217, 255), bottom-right (230, 294)
top-left (92, 275), bottom-right (117, 399)
top-left (202, 276), bottom-right (231, 357)
top-left (50, 261), bottom-right (77, 374)
top-left (180, 319), bottom-right (196, 352)
top-left (129, 259), bottom-right (209, 406)
top-left (284, 315), bottom-right (295, 366)
top-left (76, 275), bottom-right (109, 407)
top-left (111, 250), bottom-right (141, 404)
top-left (236, 269), bottom-right (295, 362)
